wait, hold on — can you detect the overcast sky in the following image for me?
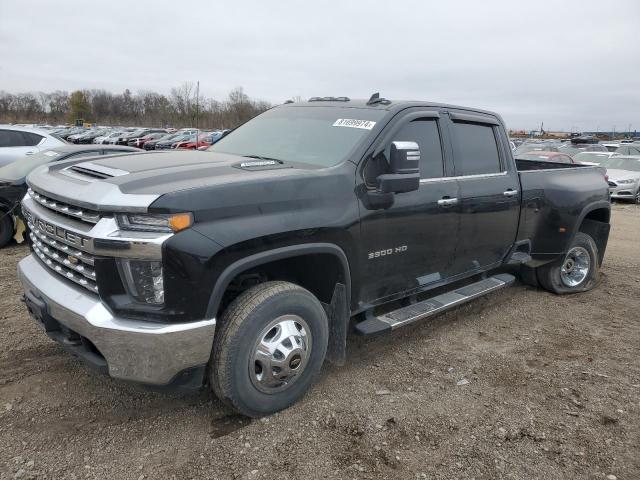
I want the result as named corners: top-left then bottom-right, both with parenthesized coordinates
top-left (1, 0), bottom-right (638, 131)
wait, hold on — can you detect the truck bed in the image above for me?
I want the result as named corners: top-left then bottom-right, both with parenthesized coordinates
top-left (515, 158), bottom-right (591, 171)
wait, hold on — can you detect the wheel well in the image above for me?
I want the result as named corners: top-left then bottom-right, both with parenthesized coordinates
top-left (578, 208), bottom-right (610, 265)
top-left (582, 208), bottom-right (610, 224)
top-left (218, 253), bottom-right (346, 317)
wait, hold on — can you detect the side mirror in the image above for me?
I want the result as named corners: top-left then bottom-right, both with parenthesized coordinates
top-left (377, 141), bottom-right (420, 193)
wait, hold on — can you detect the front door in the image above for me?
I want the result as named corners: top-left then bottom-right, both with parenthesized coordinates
top-left (357, 113), bottom-right (460, 307)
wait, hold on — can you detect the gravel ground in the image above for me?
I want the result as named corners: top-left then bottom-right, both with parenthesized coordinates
top-left (0, 204), bottom-right (638, 480)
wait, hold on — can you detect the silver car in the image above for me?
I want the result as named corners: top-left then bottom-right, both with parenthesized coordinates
top-left (604, 155), bottom-right (640, 203)
top-left (0, 126), bottom-right (67, 167)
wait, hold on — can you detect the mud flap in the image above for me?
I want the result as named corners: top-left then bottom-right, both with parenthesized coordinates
top-left (322, 282), bottom-right (348, 366)
top-left (13, 217), bottom-right (25, 243)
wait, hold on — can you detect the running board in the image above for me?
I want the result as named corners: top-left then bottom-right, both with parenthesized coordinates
top-left (355, 273), bottom-right (515, 335)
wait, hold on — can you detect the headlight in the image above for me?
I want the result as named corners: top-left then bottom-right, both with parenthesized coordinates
top-left (118, 259), bottom-right (164, 304)
top-left (116, 213), bottom-right (193, 232)
top-left (616, 179), bottom-right (636, 184)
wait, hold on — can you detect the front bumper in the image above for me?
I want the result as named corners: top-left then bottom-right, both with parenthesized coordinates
top-left (609, 183), bottom-right (639, 200)
top-left (18, 254), bottom-right (216, 386)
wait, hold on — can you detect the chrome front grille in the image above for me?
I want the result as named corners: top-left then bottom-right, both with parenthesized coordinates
top-left (28, 188), bottom-right (100, 224)
top-left (24, 209), bottom-right (99, 294)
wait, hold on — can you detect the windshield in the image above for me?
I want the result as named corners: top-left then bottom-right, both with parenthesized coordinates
top-left (573, 152), bottom-right (610, 164)
top-left (209, 106), bottom-right (386, 167)
top-left (604, 157), bottom-right (640, 172)
top-left (0, 150), bottom-right (62, 181)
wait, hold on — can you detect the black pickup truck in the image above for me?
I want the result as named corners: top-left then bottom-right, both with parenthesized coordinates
top-left (18, 95), bottom-right (610, 417)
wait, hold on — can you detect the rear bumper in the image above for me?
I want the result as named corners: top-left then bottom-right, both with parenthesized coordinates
top-left (18, 254), bottom-right (216, 386)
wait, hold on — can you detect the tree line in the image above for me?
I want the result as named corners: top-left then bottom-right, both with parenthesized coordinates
top-left (0, 83), bottom-right (272, 129)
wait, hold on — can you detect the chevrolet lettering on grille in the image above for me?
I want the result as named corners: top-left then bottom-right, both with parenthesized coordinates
top-left (24, 206), bottom-right (91, 251)
top-left (33, 216), bottom-right (88, 248)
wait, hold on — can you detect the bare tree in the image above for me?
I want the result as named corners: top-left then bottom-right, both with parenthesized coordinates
top-left (0, 85), bottom-right (270, 128)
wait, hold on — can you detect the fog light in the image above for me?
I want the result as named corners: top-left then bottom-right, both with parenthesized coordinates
top-left (118, 259), bottom-right (164, 305)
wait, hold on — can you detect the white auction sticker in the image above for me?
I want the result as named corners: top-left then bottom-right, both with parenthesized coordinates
top-left (332, 118), bottom-right (376, 130)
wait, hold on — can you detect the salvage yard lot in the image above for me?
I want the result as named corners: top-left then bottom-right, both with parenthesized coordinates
top-left (0, 204), bottom-right (638, 480)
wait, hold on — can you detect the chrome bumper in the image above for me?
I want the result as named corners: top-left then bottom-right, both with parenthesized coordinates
top-left (18, 255), bottom-right (216, 385)
top-left (609, 184), bottom-right (639, 199)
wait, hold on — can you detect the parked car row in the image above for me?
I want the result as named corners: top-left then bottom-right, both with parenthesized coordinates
top-left (512, 138), bottom-right (640, 204)
top-left (513, 138), bottom-right (640, 159)
top-left (47, 125), bottom-right (231, 151)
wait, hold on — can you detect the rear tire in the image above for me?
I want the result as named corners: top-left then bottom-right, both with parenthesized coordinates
top-left (210, 281), bottom-right (328, 417)
top-left (0, 213), bottom-right (14, 248)
top-left (519, 265), bottom-right (539, 288)
top-left (537, 232), bottom-right (599, 294)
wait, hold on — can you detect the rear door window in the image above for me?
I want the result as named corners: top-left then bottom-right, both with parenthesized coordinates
top-left (20, 132), bottom-right (44, 146)
top-left (450, 122), bottom-right (502, 176)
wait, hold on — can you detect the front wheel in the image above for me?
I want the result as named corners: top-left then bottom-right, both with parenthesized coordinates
top-left (0, 213), bottom-right (14, 248)
top-left (210, 281), bottom-right (328, 417)
top-left (537, 232), bottom-right (599, 294)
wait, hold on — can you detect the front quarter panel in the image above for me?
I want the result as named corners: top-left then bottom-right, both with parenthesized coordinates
top-left (149, 161), bottom-right (361, 314)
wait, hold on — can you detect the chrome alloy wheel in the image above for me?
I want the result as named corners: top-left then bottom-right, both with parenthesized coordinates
top-left (249, 315), bottom-right (312, 394)
top-left (560, 246), bottom-right (591, 287)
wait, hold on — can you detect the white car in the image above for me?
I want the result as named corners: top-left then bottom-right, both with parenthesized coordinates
top-left (572, 151), bottom-right (613, 166)
top-left (604, 155), bottom-right (640, 204)
top-left (0, 126), bottom-right (66, 167)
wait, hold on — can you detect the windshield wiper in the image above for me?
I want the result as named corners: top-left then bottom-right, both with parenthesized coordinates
top-left (242, 155), bottom-right (284, 164)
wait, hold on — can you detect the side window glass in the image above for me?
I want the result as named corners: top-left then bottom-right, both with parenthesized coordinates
top-left (451, 122), bottom-right (502, 176)
top-left (21, 132), bottom-right (44, 146)
top-left (391, 119), bottom-right (444, 179)
top-left (0, 130), bottom-right (27, 147)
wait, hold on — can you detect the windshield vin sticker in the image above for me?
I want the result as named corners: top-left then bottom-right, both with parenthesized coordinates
top-left (332, 118), bottom-right (376, 130)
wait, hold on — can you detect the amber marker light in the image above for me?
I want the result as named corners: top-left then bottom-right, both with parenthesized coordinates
top-left (168, 213), bottom-right (193, 232)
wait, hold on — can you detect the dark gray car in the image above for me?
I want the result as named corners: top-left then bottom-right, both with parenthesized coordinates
top-left (0, 145), bottom-right (139, 247)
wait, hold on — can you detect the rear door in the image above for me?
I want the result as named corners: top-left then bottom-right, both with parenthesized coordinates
top-left (444, 112), bottom-right (521, 275)
top-left (358, 110), bottom-right (460, 304)
top-left (0, 130), bottom-right (42, 166)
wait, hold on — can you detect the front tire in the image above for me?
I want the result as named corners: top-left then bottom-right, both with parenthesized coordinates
top-left (0, 213), bottom-right (14, 248)
top-left (537, 232), bottom-right (599, 294)
top-left (210, 281), bottom-right (328, 417)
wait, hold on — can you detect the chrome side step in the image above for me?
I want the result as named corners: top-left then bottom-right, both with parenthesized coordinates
top-left (355, 273), bottom-right (515, 335)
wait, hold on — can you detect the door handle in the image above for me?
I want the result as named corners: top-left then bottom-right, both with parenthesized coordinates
top-left (503, 189), bottom-right (519, 197)
top-left (25, 151), bottom-right (35, 155)
top-left (437, 197), bottom-right (459, 207)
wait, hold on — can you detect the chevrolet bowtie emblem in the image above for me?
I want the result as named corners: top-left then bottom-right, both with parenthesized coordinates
top-left (67, 255), bottom-right (79, 265)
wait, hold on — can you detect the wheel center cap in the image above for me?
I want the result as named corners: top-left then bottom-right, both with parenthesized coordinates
top-left (289, 353), bottom-right (302, 370)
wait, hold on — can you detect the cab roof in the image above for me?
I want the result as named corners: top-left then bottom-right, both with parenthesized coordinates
top-left (280, 97), bottom-right (504, 124)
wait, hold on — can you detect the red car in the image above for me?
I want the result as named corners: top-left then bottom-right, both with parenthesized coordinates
top-left (515, 151), bottom-right (576, 164)
top-left (175, 133), bottom-right (214, 150)
top-left (129, 132), bottom-right (167, 148)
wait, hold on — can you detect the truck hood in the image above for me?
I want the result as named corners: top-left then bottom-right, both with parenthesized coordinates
top-left (26, 150), bottom-right (330, 213)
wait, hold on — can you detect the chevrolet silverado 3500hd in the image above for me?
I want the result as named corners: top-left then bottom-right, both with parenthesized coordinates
top-left (18, 95), bottom-right (611, 417)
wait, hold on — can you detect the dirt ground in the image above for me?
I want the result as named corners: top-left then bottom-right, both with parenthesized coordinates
top-left (0, 204), bottom-right (638, 480)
